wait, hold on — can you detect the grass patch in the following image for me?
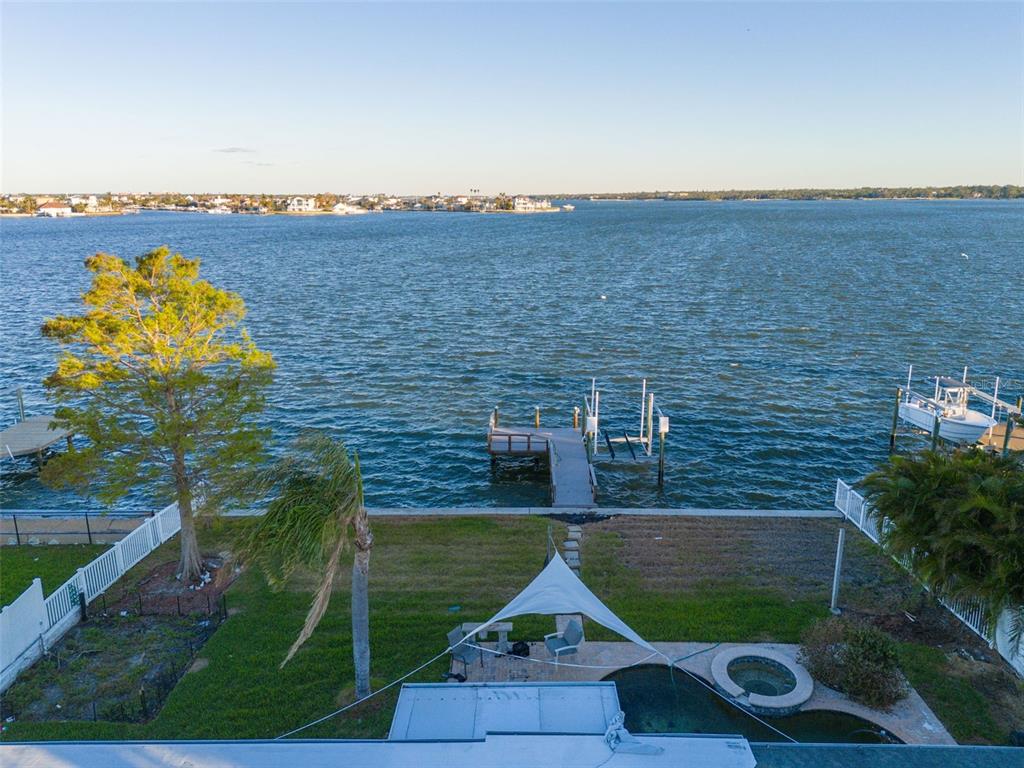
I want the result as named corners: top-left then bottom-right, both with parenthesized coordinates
top-left (582, 529), bottom-right (828, 642)
top-left (898, 644), bottom-right (1009, 745)
top-left (0, 545), bottom-right (109, 605)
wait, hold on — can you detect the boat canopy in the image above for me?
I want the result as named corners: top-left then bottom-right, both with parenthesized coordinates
top-left (936, 376), bottom-right (969, 389)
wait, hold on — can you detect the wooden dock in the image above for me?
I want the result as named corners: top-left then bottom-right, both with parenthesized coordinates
top-left (977, 421), bottom-right (1024, 453)
top-left (1, 415), bottom-right (71, 460)
top-left (487, 425), bottom-right (596, 508)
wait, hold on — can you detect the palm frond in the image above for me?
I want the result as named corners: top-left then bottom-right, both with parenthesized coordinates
top-left (237, 430), bottom-right (366, 666)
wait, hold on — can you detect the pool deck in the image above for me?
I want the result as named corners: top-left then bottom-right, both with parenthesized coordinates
top-left (456, 637), bottom-right (954, 746)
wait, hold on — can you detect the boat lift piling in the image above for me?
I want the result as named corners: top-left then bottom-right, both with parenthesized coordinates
top-left (889, 387), bottom-right (902, 451)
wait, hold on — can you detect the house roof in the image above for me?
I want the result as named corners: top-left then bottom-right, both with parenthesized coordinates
top-left (38, 201), bottom-right (70, 209)
top-left (389, 682), bottom-right (621, 740)
top-left (5, 738), bottom-right (1019, 767)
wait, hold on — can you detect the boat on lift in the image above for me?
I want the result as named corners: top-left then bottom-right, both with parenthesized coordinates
top-left (898, 367), bottom-right (997, 443)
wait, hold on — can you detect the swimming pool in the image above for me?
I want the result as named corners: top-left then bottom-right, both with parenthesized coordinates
top-left (603, 665), bottom-right (901, 744)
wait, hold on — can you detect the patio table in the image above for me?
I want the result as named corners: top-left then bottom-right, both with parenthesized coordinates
top-left (461, 621), bottom-right (514, 654)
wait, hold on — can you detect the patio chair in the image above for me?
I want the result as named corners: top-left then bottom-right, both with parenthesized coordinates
top-left (544, 619), bottom-right (583, 662)
top-left (447, 626), bottom-right (481, 675)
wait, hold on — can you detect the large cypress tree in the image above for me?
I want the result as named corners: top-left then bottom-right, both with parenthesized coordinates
top-left (41, 246), bottom-right (275, 581)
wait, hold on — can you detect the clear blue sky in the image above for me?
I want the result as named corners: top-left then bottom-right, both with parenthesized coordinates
top-left (2, 2), bottom-right (1021, 194)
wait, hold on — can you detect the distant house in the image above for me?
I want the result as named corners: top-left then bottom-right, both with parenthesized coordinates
top-left (287, 196), bottom-right (317, 212)
top-left (36, 201), bottom-right (73, 217)
top-left (69, 195), bottom-right (98, 210)
top-left (513, 196), bottom-right (552, 212)
top-left (332, 202), bottom-right (368, 216)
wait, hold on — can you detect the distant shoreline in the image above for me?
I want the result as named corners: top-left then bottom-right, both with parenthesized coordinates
top-left (2, 195), bottom-right (1019, 220)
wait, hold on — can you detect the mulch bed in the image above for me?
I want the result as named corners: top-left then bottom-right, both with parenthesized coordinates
top-left (97, 555), bottom-right (240, 620)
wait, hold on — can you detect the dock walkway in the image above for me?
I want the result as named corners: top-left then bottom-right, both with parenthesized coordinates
top-left (488, 426), bottom-right (595, 508)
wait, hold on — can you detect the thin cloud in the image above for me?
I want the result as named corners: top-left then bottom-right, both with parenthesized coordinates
top-left (213, 146), bottom-right (256, 154)
top-left (243, 161), bottom-right (275, 167)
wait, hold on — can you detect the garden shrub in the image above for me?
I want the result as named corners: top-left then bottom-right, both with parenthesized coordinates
top-left (800, 617), bottom-right (907, 708)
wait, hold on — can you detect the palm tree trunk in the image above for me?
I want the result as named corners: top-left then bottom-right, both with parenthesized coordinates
top-left (351, 507), bottom-right (373, 699)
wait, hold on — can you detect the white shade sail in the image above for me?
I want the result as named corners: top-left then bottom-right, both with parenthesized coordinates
top-left (462, 552), bottom-right (661, 655)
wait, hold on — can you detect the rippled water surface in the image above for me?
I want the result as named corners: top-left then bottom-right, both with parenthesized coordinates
top-left (1, 201), bottom-right (1021, 511)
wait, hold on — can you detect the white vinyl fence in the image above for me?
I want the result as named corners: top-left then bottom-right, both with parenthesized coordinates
top-left (0, 502), bottom-right (180, 692)
top-left (834, 479), bottom-right (1023, 676)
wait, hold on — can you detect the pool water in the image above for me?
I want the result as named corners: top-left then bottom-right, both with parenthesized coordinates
top-left (603, 665), bottom-right (901, 744)
top-left (727, 657), bottom-right (797, 697)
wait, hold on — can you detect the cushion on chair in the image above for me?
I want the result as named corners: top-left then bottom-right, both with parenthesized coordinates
top-left (563, 620), bottom-right (583, 646)
top-left (545, 636), bottom-right (567, 654)
top-left (447, 627), bottom-right (465, 648)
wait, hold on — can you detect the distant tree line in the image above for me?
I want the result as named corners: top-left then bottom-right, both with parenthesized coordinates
top-left (581, 185), bottom-right (1023, 201)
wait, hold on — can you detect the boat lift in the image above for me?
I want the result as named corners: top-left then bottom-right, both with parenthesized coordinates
top-left (582, 378), bottom-right (670, 487)
top-left (890, 366), bottom-right (1022, 454)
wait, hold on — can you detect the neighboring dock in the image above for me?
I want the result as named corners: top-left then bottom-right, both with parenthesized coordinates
top-left (487, 425), bottom-right (596, 508)
top-left (1, 387), bottom-right (72, 464)
top-left (1, 416), bottom-right (70, 462)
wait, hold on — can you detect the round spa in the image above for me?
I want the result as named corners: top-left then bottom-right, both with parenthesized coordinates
top-left (710, 646), bottom-right (813, 716)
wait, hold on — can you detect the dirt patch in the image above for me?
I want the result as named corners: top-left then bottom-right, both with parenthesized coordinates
top-left (0, 614), bottom-right (218, 724)
top-left (0, 553), bottom-right (234, 726)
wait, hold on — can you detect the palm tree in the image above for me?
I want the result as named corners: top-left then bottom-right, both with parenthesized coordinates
top-left (862, 449), bottom-right (1024, 650)
top-left (242, 432), bottom-right (374, 697)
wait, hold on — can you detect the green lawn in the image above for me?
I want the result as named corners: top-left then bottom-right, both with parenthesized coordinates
top-left (0, 545), bottom-right (110, 606)
top-left (4, 515), bottom-right (836, 743)
top-left (897, 644), bottom-right (1010, 745)
top-left (2, 516), bottom-right (1016, 745)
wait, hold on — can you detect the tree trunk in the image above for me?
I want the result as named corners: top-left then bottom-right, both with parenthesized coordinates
top-left (351, 507), bottom-right (373, 699)
top-left (174, 451), bottom-right (203, 582)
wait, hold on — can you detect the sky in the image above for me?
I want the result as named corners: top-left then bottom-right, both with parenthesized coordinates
top-left (2, 2), bottom-right (1021, 194)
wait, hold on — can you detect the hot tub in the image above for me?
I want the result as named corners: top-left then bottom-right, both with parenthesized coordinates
top-left (710, 646), bottom-right (813, 716)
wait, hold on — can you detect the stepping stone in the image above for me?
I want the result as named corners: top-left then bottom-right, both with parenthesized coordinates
top-left (567, 525), bottom-right (583, 533)
top-left (564, 553), bottom-right (581, 567)
top-left (562, 540), bottom-right (579, 551)
top-left (566, 530), bottom-right (583, 541)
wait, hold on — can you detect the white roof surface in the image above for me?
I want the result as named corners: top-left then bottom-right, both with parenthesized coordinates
top-left (389, 682), bottom-right (621, 740)
top-left (2, 734), bottom-right (757, 768)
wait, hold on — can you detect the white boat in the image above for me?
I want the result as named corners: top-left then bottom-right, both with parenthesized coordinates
top-left (897, 371), bottom-right (996, 443)
top-left (562, 204), bottom-right (575, 212)
top-left (207, 206), bottom-right (232, 214)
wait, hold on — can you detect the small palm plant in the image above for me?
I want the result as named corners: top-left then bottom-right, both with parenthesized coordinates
top-left (241, 432), bottom-right (374, 697)
top-left (862, 449), bottom-right (1024, 652)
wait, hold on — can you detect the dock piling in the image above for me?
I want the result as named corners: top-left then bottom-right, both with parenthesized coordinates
top-left (646, 394), bottom-right (654, 456)
top-left (535, 407), bottom-right (540, 428)
top-left (930, 413), bottom-right (941, 451)
top-left (889, 387), bottom-right (902, 451)
top-left (657, 429), bottom-right (666, 488)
